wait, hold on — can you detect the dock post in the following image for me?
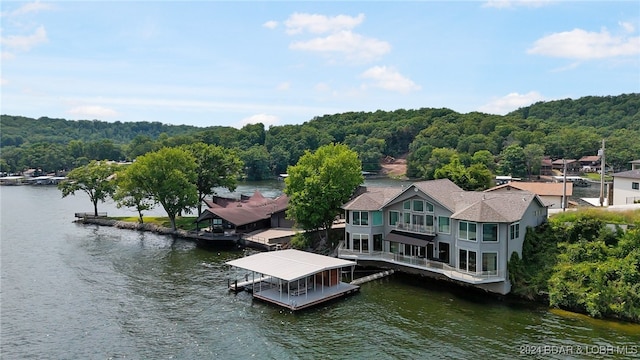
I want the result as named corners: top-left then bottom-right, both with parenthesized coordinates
top-left (234, 279), bottom-right (238, 291)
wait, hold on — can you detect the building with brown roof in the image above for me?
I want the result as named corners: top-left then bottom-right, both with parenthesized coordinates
top-left (196, 190), bottom-right (292, 235)
top-left (338, 178), bottom-right (548, 295)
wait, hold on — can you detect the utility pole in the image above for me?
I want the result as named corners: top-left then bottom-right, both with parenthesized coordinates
top-left (562, 158), bottom-right (567, 211)
top-left (599, 139), bottom-right (605, 207)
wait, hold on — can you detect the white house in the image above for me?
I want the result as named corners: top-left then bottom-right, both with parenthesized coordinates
top-left (337, 178), bottom-right (548, 295)
top-left (611, 169), bottom-right (640, 206)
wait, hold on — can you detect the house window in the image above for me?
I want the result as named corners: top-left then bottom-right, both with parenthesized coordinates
top-left (438, 217), bottom-right (450, 233)
top-left (389, 211), bottom-right (399, 226)
top-left (403, 200), bottom-right (411, 210)
top-left (373, 234), bottom-right (383, 251)
top-left (212, 218), bottom-right (222, 225)
top-left (413, 199), bottom-right (424, 212)
top-left (352, 234), bottom-right (369, 252)
top-left (403, 212), bottom-right (411, 226)
top-left (458, 221), bottom-right (477, 241)
top-left (633, 182), bottom-right (639, 190)
top-left (459, 249), bottom-right (477, 272)
top-left (482, 253), bottom-right (498, 275)
top-left (352, 211), bottom-right (369, 226)
top-left (426, 202), bottom-right (434, 212)
top-left (509, 222), bottom-right (520, 240)
top-left (372, 211), bottom-right (383, 226)
top-left (482, 223), bottom-right (498, 242)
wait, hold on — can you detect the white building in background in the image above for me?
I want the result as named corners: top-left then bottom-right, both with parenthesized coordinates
top-left (611, 168), bottom-right (640, 206)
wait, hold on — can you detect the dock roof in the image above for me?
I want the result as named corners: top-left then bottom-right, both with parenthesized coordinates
top-left (226, 249), bottom-right (356, 282)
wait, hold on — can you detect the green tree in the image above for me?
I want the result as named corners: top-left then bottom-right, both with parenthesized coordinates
top-left (241, 145), bottom-right (273, 181)
top-left (497, 144), bottom-right (527, 178)
top-left (471, 150), bottom-right (496, 172)
top-left (284, 143), bottom-right (364, 241)
top-left (182, 143), bottom-right (244, 216)
top-left (434, 155), bottom-right (492, 191)
top-left (523, 143), bottom-right (545, 179)
top-left (120, 147), bottom-right (198, 231)
top-left (113, 166), bottom-right (154, 223)
top-left (58, 160), bottom-right (119, 216)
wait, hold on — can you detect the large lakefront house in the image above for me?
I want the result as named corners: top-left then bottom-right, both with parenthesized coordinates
top-left (337, 179), bottom-right (548, 294)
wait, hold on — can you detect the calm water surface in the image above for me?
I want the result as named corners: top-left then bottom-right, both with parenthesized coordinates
top-left (1, 183), bottom-right (638, 359)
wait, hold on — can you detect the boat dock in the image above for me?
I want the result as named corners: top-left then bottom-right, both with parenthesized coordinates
top-left (226, 249), bottom-right (359, 311)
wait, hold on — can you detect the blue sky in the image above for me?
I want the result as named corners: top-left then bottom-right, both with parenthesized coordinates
top-left (1, 1), bottom-right (639, 128)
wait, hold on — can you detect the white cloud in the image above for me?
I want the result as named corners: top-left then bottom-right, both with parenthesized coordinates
top-left (239, 114), bottom-right (279, 128)
top-left (0, 77), bottom-right (8, 86)
top-left (67, 105), bottom-right (119, 119)
top-left (276, 82), bottom-right (290, 91)
top-left (290, 30), bottom-right (390, 63)
top-left (527, 28), bottom-right (640, 59)
top-left (478, 91), bottom-right (545, 115)
top-left (483, 0), bottom-right (554, 9)
top-left (0, 25), bottom-right (48, 52)
top-left (263, 20), bottom-right (278, 30)
top-left (284, 13), bottom-right (364, 35)
top-left (619, 21), bottom-right (635, 33)
top-left (360, 66), bottom-right (421, 93)
top-left (314, 82), bottom-right (331, 92)
top-left (6, 1), bottom-right (53, 17)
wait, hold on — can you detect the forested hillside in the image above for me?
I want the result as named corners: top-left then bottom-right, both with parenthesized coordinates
top-left (1, 93), bottom-right (639, 181)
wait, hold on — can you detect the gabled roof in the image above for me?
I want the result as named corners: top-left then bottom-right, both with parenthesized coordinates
top-left (341, 178), bottom-right (545, 223)
top-left (613, 169), bottom-right (640, 179)
top-left (579, 155), bottom-right (600, 162)
top-left (486, 181), bottom-right (573, 196)
top-left (342, 187), bottom-right (402, 211)
top-left (412, 178), bottom-right (464, 212)
top-left (451, 192), bottom-right (540, 223)
top-left (198, 190), bottom-right (289, 226)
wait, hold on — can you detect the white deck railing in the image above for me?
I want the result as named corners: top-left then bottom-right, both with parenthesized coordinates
top-left (337, 242), bottom-right (505, 284)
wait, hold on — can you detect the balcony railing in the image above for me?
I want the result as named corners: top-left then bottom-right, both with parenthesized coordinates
top-left (394, 222), bottom-right (435, 235)
top-left (337, 242), bottom-right (505, 284)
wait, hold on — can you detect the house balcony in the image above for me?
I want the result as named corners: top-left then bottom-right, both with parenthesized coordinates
top-left (394, 222), bottom-right (435, 235)
top-left (337, 242), bottom-right (505, 284)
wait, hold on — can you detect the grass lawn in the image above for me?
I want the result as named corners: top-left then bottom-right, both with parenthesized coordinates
top-left (110, 216), bottom-right (199, 231)
top-left (584, 173), bottom-right (613, 182)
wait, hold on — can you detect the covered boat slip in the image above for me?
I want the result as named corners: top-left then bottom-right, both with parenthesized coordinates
top-left (226, 249), bottom-right (359, 310)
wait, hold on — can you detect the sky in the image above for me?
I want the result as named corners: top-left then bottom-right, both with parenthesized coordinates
top-left (1, 1), bottom-right (639, 129)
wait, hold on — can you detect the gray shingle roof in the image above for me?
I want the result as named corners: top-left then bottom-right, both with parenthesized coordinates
top-left (613, 169), bottom-right (640, 179)
top-left (412, 178), bottom-right (463, 211)
top-left (451, 192), bottom-right (538, 223)
top-left (342, 179), bottom-right (543, 223)
top-left (342, 187), bottom-right (402, 210)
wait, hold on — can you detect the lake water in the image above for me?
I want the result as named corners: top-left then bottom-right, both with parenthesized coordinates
top-left (1, 183), bottom-right (638, 359)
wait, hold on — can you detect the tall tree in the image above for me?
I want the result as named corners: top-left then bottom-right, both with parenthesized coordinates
top-left (120, 147), bottom-right (198, 231)
top-left (284, 143), bottom-right (364, 242)
top-left (182, 143), bottom-right (244, 216)
top-left (497, 144), bottom-right (527, 178)
top-left (523, 143), bottom-right (545, 179)
top-left (58, 160), bottom-right (119, 216)
top-left (113, 166), bottom-right (154, 224)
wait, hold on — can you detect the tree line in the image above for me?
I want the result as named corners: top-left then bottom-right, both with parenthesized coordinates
top-left (59, 143), bottom-right (362, 242)
top-left (2, 93), bottom-right (639, 182)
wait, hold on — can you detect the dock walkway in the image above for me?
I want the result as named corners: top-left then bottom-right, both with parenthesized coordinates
top-left (350, 270), bottom-right (395, 285)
